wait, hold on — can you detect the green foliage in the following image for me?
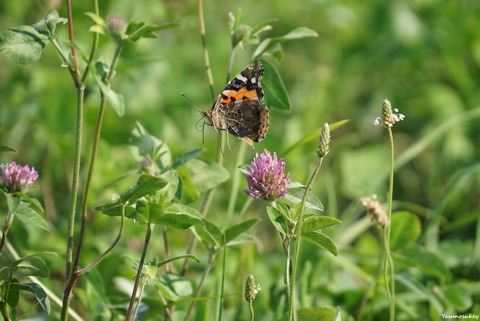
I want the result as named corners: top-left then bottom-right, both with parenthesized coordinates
top-left (1, 1), bottom-right (479, 320)
top-left (0, 9), bottom-right (65, 64)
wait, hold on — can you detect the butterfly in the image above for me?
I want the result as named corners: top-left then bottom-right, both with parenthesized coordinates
top-left (201, 61), bottom-right (269, 147)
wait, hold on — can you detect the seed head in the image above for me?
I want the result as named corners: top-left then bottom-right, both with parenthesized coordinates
top-left (245, 274), bottom-right (261, 302)
top-left (360, 195), bottom-right (389, 227)
top-left (374, 99), bottom-right (405, 127)
top-left (317, 122), bottom-right (331, 158)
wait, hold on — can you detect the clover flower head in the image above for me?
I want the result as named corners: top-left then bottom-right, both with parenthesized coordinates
top-left (243, 149), bottom-right (290, 201)
top-left (374, 99), bottom-right (405, 127)
top-left (0, 162), bottom-right (39, 193)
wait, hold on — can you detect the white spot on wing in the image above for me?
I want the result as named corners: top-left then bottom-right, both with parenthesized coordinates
top-left (236, 75), bottom-right (248, 82)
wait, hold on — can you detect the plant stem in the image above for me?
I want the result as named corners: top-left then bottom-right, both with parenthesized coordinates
top-left (183, 250), bottom-right (216, 321)
top-left (198, 0), bottom-right (215, 101)
top-left (288, 158), bottom-right (323, 321)
top-left (384, 126), bottom-right (396, 321)
top-left (249, 302), bottom-right (255, 321)
top-left (216, 239), bottom-right (227, 321)
top-left (65, 0), bottom-right (79, 79)
top-left (125, 223), bottom-right (153, 321)
top-left (0, 210), bottom-right (14, 254)
top-left (71, 44), bottom-right (123, 273)
top-left (62, 44), bottom-right (123, 321)
top-left (65, 86), bottom-right (84, 280)
top-left (180, 0), bottom-right (221, 276)
top-left (226, 142), bottom-right (247, 223)
top-left (81, 0), bottom-right (100, 83)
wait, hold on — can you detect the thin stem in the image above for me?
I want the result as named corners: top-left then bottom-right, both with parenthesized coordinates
top-left (71, 44), bottom-right (123, 274)
top-left (216, 240), bottom-right (227, 321)
top-left (226, 142), bottom-right (247, 223)
top-left (0, 210), bottom-right (14, 254)
top-left (249, 302), bottom-right (255, 321)
top-left (125, 224), bottom-right (153, 321)
top-left (132, 276), bottom-right (148, 321)
top-left (385, 126), bottom-right (396, 321)
top-left (180, 0), bottom-right (221, 276)
top-left (80, 0), bottom-right (100, 83)
top-left (78, 203), bottom-right (126, 274)
top-left (65, 86), bottom-right (84, 280)
top-left (198, 0), bottom-right (215, 101)
top-left (288, 158), bottom-right (324, 321)
top-left (62, 44), bottom-right (123, 321)
top-left (183, 250), bottom-right (216, 321)
top-left (65, 0), bottom-right (80, 79)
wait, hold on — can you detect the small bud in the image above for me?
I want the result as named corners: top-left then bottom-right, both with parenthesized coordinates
top-left (106, 14), bottom-right (128, 43)
top-left (374, 99), bottom-right (405, 128)
top-left (360, 195), bottom-right (389, 227)
top-left (245, 274), bottom-right (261, 302)
top-left (317, 122), bottom-right (331, 158)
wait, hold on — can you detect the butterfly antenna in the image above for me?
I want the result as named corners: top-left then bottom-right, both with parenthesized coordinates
top-left (181, 93), bottom-right (204, 110)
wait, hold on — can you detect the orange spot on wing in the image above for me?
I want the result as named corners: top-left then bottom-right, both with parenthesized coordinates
top-left (220, 88), bottom-right (259, 104)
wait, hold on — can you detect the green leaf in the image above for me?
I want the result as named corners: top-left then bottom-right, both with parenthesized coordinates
top-left (129, 122), bottom-right (171, 169)
top-left (13, 256), bottom-right (49, 278)
top-left (6, 193), bottom-right (22, 212)
top-left (302, 231), bottom-right (338, 256)
top-left (0, 145), bottom-right (16, 153)
top-left (157, 170), bottom-right (179, 202)
top-left (85, 12), bottom-right (106, 26)
top-left (6, 280), bottom-right (20, 307)
top-left (14, 205), bottom-right (49, 230)
top-left (444, 284), bottom-right (472, 310)
top-left (95, 78), bottom-right (125, 117)
top-left (121, 174), bottom-right (168, 203)
top-left (157, 273), bottom-right (194, 301)
top-left (157, 254), bottom-right (199, 268)
top-left (284, 187), bottom-right (324, 211)
top-left (297, 307), bottom-right (338, 321)
top-left (224, 219), bottom-right (259, 245)
top-left (260, 59), bottom-right (290, 111)
top-left (253, 27), bottom-right (318, 61)
top-left (170, 148), bottom-right (205, 170)
top-left (128, 22), bottom-right (179, 41)
top-left (390, 211), bottom-right (421, 251)
top-left (266, 204), bottom-right (289, 235)
top-left (19, 282), bottom-right (51, 314)
top-left (31, 9), bottom-right (67, 36)
top-left (302, 216), bottom-right (341, 233)
top-left (396, 245), bottom-right (449, 279)
top-left (97, 202), bottom-right (135, 218)
top-left (135, 200), bottom-right (163, 224)
top-left (185, 159), bottom-right (229, 193)
top-left (177, 166), bottom-right (200, 203)
top-left (0, 266), bottom-right (10, 280)
top-left (0, 25), bottom-right (49, 65)
top-left (282, 27), bottom-right (318, 40)
top-left (154, 203), bottom-right (203, 229)
top-left (250, 19), bottom-right (277, 37)
top-left (193, 219), bottom-right (223, 248)
top-left (14, 193), bottom-right (45, 217)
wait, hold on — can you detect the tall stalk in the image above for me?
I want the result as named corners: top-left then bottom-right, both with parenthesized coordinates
top-left (384, 127), bottom-right (396, 321)
top-left (125, 224), bottom-right (153, 321)
top-left (288, 158), bottom-right (323, 320)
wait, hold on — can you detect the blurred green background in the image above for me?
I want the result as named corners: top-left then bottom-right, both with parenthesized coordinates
top-left (1, 0), bottom-right (480, 320)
